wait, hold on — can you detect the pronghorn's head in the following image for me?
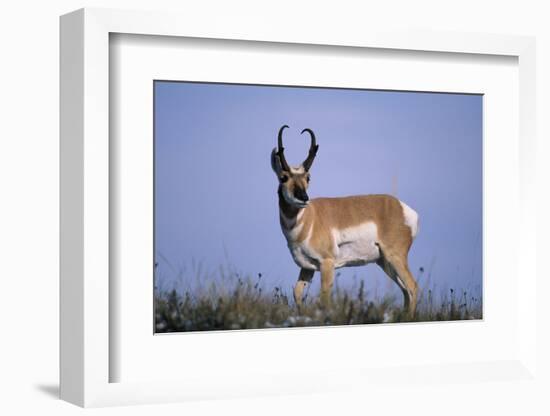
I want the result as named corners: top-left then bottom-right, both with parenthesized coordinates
top-left (271, 125), bottom-right (319, 209)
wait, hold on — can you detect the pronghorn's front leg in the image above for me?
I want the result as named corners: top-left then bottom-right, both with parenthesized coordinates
top-left (319, 259), bottom-right (335, 308)
top-left (293, 268), bottom-right (314, 308)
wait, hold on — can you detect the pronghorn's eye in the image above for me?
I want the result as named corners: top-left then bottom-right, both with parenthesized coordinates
top-left (306, 175), bottom-right (311, 183)
top-left (280, 175), bottom-right (289, 183)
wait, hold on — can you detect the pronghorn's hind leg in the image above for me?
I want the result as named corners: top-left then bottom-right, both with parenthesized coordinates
top-left (294, 268), bottom-right (315, 309)
top-left (376, 244), bottom-right (419, 318)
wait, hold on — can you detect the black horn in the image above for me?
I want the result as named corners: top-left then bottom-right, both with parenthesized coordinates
top-left (301, 128), bottom-right (319, 171)
top-left (277, 125), bottom-right (291, 172)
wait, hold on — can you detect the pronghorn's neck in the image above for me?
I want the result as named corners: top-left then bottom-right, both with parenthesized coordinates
top-left (277, 186), bottom-right (306, 236)
top-left (277, 186), bottom-right (300, 219)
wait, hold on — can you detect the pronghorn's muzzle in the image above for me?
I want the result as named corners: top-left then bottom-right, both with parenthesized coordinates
top-left (294, 188), bottom-right (309, 204)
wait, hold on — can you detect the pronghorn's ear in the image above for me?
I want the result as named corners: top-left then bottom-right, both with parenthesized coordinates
top-left (271, 147), bottom-right (284, 176)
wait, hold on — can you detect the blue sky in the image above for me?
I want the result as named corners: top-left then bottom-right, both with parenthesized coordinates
top-left (154, 81), bottom-right (482, 301)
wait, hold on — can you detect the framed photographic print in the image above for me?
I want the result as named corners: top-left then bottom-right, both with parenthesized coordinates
top-left (152, 81), bottom-right (483, 333)
top-left (60, 8), bottom-right (538, 408)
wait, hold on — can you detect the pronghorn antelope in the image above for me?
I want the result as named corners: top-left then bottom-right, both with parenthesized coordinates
top-left (271, 125), bottom-right (420, 315)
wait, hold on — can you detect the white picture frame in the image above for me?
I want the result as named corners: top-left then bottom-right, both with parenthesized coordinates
top-left (60, 7), bottom-right (537, 408)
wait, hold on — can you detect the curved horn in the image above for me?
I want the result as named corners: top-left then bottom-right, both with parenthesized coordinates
top-left (301, 128), bottom-right (319, 171)
top-left (277, 125), bottom-right (291, 172)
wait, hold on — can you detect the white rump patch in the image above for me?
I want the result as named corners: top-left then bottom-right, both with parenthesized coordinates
top-left (400, 201), bottom-right (419, 239)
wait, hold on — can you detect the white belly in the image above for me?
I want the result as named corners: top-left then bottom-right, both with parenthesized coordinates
top-left (332, 222), bottom-right (380, 269)
top-left (285, 221), bottom-right (381, 271)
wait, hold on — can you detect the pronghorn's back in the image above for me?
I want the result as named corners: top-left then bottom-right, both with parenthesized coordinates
top-left (309, 194), bottom-right (418, 239)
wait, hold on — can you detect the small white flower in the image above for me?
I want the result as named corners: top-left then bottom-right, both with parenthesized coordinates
top-left (286, 316), bottom-right (297, 325)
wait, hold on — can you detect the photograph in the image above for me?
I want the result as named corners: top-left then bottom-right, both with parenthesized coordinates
top-left (153, 81), bottom-right (483, 333)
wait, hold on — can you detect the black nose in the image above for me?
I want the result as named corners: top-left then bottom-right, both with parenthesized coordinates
top-left (294, 189), bottom-right (309, 202)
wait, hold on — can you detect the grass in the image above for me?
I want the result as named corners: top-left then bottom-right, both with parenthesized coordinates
top-left (154, 271), bottom-right (482, 333)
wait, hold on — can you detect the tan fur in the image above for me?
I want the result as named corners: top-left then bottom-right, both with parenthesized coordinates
top-left (296, 195), bottom-right (412, 253)
top-left (272, 132), bottom-right (419, 316)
